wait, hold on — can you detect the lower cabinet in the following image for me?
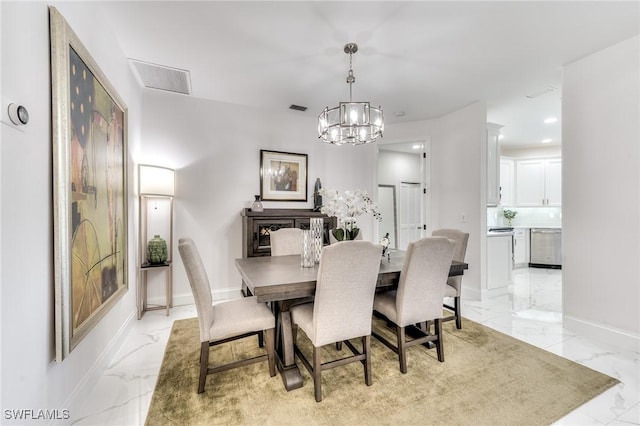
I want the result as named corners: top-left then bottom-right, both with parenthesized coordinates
top-left (241, 208), bottom-right (336, 258)
top-left (487, 234), bottom-right (513, 289)
top-left (513, 228), bottom-right (529, 267)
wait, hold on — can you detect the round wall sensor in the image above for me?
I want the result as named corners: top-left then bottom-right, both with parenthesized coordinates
top-left (8, 103), bottom-right (29, 125)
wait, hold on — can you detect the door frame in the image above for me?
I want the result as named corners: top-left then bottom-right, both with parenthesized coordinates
top-left (374, 138), bottom-right (431, 244)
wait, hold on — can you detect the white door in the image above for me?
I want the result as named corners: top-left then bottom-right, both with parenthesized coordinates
top-left (398, 182), bottom-right (422, 250)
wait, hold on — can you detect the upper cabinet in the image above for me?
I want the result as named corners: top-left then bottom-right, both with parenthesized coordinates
top-left (499, 158), bottom-right (514, 206)
top-left (515, 158), bottom-right (562, 206)
top-left (487, 123), bottom-right (503, 207)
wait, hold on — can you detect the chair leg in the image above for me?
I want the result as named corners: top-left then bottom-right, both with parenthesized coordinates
top-left (454, 296), bottom-right (462, 329)
top-left (363, 335), bottom-right (372, 386)
top-left (258, 330), bottom-right (264, 348)
top-left (336, 341), bottom-right (343, 351)
top-left (313, 346), bottom-right (323, 402)
top-left (198, 341), bottom-right (209, 394)
top-left (265, 328), bottom-right (276, 377)
top-left (397, 325), bottom-right (407, 374)
top-left (434, 318), bottom-right (444, 362)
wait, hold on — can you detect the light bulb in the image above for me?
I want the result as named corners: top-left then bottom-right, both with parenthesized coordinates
top-left (350, 108), bottom-right (358, 124)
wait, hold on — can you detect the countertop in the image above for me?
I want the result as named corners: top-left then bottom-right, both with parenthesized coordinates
top-left (487, 231), bottom-right (514, 237)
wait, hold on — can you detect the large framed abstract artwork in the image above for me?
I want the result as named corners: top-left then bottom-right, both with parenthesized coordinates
top-left (50, 7), bottom-right (128, 362)
top-left (260, 150), bottom-right (308, 201)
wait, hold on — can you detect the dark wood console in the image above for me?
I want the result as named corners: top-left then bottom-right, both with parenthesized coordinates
top-left (241, 208), bottom-right (337, 258)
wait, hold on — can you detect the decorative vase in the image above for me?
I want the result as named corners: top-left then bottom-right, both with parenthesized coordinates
top-left (147, 235), bottom-right (168, 264)
top-left (251, 195), bottom-right (264, 212)
top-left (300, 230), bottom-right (315, 268)
top-left (313, 178), bottom-right (323, 212)
top-left (310, 217), bottom-right (323, 263)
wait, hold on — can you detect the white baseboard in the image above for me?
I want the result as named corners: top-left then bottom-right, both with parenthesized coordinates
top-left (481, 285), bottom-right (509, 300)
top-left (148, 287), bottom-right (242, 307)
top-left (58, 308), bottom-right (136, 425)
top-left (462, 285), bottom-right (482, 301)
top-left (564, 314), bottom-right (640, 352)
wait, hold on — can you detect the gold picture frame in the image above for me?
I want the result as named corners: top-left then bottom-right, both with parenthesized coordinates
top-left (50, 7), bottom-right (128, 362)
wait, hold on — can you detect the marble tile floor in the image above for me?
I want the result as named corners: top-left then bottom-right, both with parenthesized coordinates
top-left (71, 268), bottom-right (639, 425)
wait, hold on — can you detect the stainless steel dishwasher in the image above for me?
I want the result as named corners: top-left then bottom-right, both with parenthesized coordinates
top-left (529, 228), bottom-right (562, 268)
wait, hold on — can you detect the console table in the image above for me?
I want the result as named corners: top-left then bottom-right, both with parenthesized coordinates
top-left (240, 208), bottom-right (337, 258)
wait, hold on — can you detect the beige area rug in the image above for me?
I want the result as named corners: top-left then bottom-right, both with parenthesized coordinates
top-left (146, 316), bottom-right (618, 425)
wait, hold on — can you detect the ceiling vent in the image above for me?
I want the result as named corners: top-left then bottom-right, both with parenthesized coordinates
top-left (289, 104), bottom-right (308, 112)
top-left (526, 86), bottom-right (557, 99)
top-left (130, 59), bottom-right (192, 95)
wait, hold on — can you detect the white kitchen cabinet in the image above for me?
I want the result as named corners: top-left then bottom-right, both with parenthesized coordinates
top-left (515, 158), bottom-right (561, 206)
top-left (487, 234), bottom-right (512, 289)
top-left (513, 228), bottom-right (529, 267)
top-left (499, 158), bottom-right (514, 206)
top-left (545, 159), bottom-right (562, 206)
top-left (486, 123), bottom-right (503, 207)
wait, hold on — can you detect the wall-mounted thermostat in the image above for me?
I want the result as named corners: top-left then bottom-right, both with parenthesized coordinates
top-left (8, 103), bottom-right (29, 125)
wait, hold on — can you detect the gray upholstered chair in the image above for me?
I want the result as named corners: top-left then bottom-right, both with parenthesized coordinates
top-left (432, 228), bottom-right (469, 329)
top-left (372, 237), bottom-right (455, 373)
top-left (270, 227), bottom-right (302, 256)
top-left (290, 240), bottom-right (382, 402)
top-left (178, 238), bottom-right (276, 394)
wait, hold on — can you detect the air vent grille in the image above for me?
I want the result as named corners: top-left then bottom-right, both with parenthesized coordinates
top-left (289, 104), bottom-right (308, 111)
top-left (130, 59), bottom-right (192, 95)
top-left (526, 86), bottom-right (557, 99)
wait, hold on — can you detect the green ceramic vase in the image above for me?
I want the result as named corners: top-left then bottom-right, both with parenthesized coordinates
top-left (147, 235), bottom-right (168, 264)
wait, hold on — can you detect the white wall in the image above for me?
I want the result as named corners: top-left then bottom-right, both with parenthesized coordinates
top-left (378, 150), bottom-right (422, 185)
top-left (384, 102), bottom-right (486, 300)
top-left (139, 90), bottom-right (377, 304)
top-left (501, 145), bottom-right (561, 158)
top-left (1, 1), bottom-right (142, 414)
top-left (562, 35), bottom-right (639, 347)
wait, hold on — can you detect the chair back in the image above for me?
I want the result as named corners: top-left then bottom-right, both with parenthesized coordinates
top-left (432, 229), bottom-right (469, 293)
top-left (312, 241), bottom-right (382, 346)
top-left (178, 238), bottom-right (214, 342)
top-left (395, 237), bottom-right (455, 326)
top-left (270, 228), bottom-right (302, 256)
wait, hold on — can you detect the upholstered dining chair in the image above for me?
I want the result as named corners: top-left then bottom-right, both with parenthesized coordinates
top-left (432, 228), bottom-right (469, 329)
top-left (178, 238), bottom-right (276, 394)
top-left (372, 237), bottom-right (455, 373)
top-left (270, 227), bottom-right (302, 256)
top-left (290, 240), bottom-right (382, 402)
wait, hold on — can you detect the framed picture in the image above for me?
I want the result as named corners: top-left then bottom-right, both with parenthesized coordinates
top-left (260, 150), bottom-right (308, 201)
top-left (50, 7), bottom-right (128, 362)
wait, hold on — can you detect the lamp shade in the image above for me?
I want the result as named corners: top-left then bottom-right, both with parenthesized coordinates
top-left (139, 165), bottom-right (175, 196)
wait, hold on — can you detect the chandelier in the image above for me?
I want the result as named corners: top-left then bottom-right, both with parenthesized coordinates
top-left (318, 43), bottom-right (384, 145)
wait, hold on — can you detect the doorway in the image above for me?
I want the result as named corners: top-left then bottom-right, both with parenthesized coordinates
top-left (376, 140), bottom-right (430, 250)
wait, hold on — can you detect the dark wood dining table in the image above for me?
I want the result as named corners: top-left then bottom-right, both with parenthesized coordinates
top-left (234, 250), bottom-right (468, 391)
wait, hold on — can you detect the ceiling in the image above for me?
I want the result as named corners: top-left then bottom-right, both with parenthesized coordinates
top-left (98, 1), bottom-right (639, 149)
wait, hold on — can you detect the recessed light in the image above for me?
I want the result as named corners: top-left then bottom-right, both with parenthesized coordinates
top-left (412, 144), bottom-right (422, 150)
top-left (544, 117), bottom-right (558, 124)
top-left (541, 139), bottom-right (552, 144)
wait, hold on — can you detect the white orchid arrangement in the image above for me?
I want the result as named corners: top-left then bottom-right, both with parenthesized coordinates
top-left (318, 188), bottom-right (381, 241)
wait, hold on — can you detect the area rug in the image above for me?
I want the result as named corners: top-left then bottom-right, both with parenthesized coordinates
top-left (146, 316), bottom-right (618, 425)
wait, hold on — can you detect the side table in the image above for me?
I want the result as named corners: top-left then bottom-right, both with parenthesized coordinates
top-left (138, 261), bottom-right (173, 319)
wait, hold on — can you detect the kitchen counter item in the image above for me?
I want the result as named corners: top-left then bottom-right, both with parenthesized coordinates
top-left (530, 228), bottom-right (562, 268)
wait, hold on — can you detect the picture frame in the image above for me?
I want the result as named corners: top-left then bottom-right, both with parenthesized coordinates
top-left (50, 7), bottom-right (128, 362)
top-left (260, 150), bottom-right (308, 201)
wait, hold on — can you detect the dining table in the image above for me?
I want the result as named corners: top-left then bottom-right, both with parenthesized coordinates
top-left (234, 250), bottom-right (468, 391)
